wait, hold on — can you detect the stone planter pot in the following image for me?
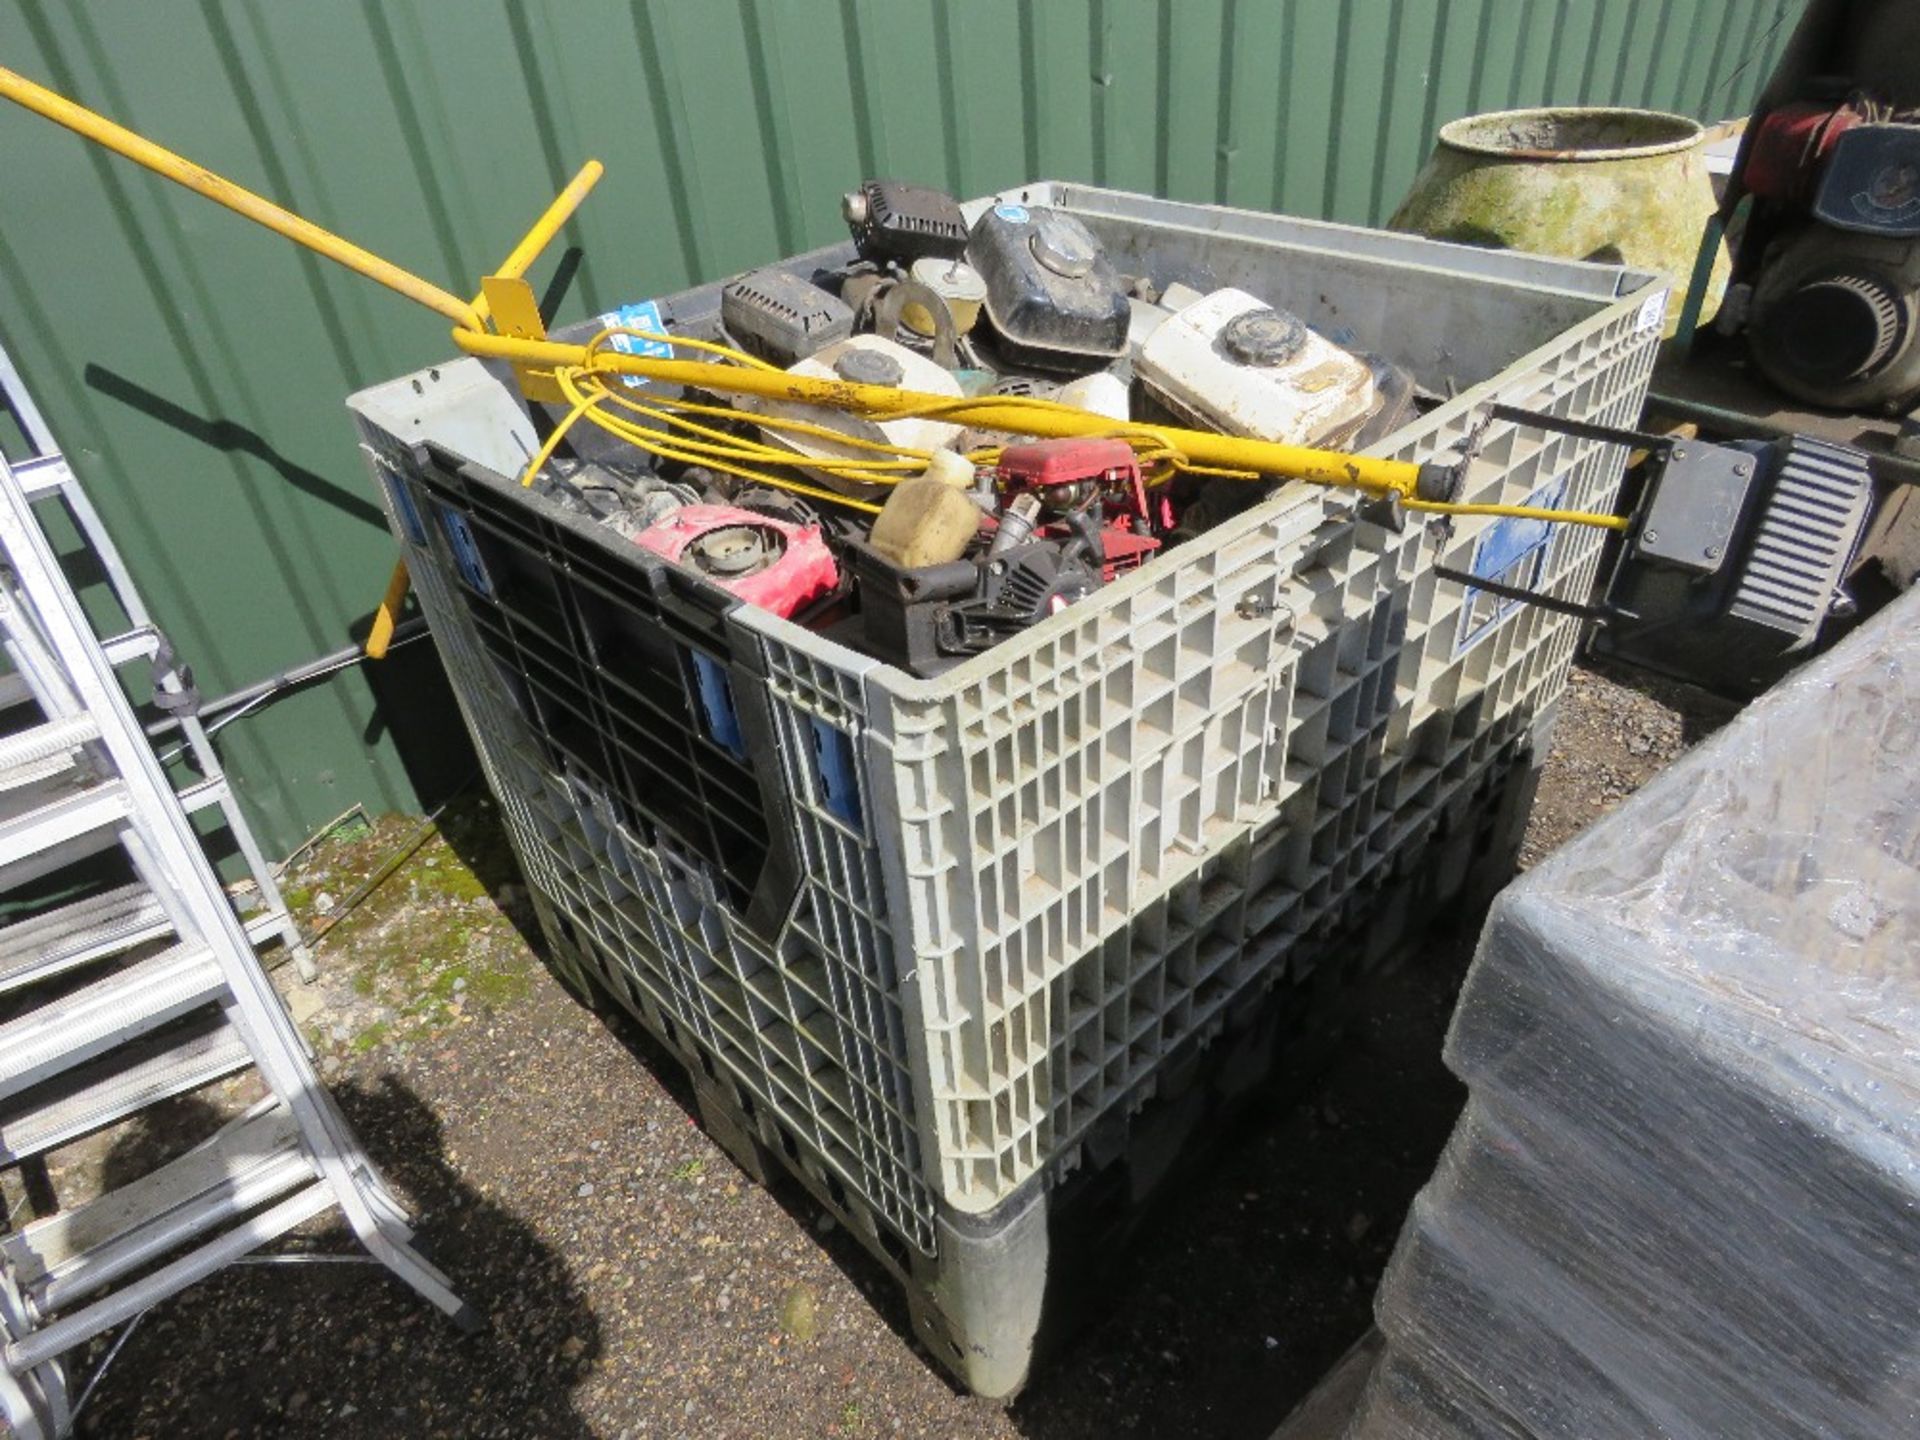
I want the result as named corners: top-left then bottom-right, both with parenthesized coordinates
top-left (1390, 107), bottom-right (1727, 336)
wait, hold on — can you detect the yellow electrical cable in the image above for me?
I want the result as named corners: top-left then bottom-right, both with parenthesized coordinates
top-left (462, 328), bottom-right (1516, 505)
top-left (581, 325), bottom-right (785, 374)
top-left (518, 388), bottom-right (608, 487)
top-left (578, 327), bottom-right (939, 469)
top-left (557, 369), bottom-right (914, 494)
top-left (638, 397), bottom-right (929, 469)
top-left (566, 334), bottom-right (1282, 502)
top-left (537, 344), bottom-right (1633, 534)
top-left (589, 385), bottom-right (923, 474)
top-left (552, 328), bottom-right (935, 499)
top-left (550, 367), bottom-right (886, 513)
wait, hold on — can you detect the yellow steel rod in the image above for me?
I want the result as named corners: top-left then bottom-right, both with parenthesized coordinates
top-left (368, 161), bottom-right (609, 654)
top-left (449, 329), bottom-right (1437, 497)
top-left (471, 159), bottom-right (605, 322)
top-left (364, 558), bottom-right (413, 660)
top-left (0, 63), bottom-right (482, 330)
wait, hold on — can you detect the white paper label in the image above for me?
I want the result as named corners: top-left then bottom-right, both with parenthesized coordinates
top-left (1635, 289), bottom-right (1670, 334)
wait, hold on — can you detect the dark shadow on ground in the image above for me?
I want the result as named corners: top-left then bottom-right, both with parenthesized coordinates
top-left (1578, 651), bottom-right (1745, 746)
top-left (72, 1076), bottom-right (601, 1439)
top-left (1003, 924), bottom-right (1487, 1440)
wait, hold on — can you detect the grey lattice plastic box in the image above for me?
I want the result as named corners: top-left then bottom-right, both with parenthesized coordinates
top-left (350, 182), bottom-right (1663, 1395)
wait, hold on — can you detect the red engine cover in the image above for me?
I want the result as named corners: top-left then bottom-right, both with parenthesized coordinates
top-left (630, 504), bottom-right (838, 619)
top-left (997, 436), bottom-right (1165, 578)
top-left (996, 436), bottom-right (1140, 488)
top-left (1743, 101), bottom-right (1864, 206)
top-left (1099, 521), bottom-right (1160, 580)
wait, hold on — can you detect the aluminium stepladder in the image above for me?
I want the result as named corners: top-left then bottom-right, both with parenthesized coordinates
top-left (0, 339), bottom-right (314, 983)
top-left (0, 364), bottom-right (473, 1439)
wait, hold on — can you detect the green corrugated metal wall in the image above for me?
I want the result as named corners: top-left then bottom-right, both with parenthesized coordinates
top-left (0, 0), bottom-right (1802, 856)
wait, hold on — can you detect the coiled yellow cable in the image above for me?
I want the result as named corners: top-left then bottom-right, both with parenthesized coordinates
top-left (518, 327), bottom-right (1628, 536)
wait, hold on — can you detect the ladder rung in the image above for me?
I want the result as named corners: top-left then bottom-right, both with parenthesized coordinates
top-left (0, 753), bottom-right (81, 797)
top-left (3, 1105), bottom-right (299, 1282)
top-left (0, 828), bottom-right (117, 893)
top-left (0, 944), bottom-right (225, 1101)
top-left (0, 885), bottom-right (289, 996)
top-left (0, 778), bottom-right (128, 870)
top-left (4, 1101), bottom-right (298, 1287)
top-left (36, 1142), bottom-right (315, 1313)
top-left (0, 1012), bottom-right (254, 1165)
top-left (102, 626), bottom-right (161, 666)
top-left (5, 1180), bottom-right (334, 1373)
top-left (6, 1102), bottom-right (304, 1300)
top-left (14, 453), bottom-right (73, 499)
top-left (0, 714), bottom-right (99, 786)
top-left (0, 884), bottom-right (168, 994)
top-left (177, 775), bottom-right (230, 813)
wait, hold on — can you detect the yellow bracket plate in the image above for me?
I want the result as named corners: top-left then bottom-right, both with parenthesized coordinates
top-left (480, 274), bottom-right (562, 402)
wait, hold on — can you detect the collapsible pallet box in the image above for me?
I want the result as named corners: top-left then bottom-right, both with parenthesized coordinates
top-left (350, 184), bottom-right (1664, 1396)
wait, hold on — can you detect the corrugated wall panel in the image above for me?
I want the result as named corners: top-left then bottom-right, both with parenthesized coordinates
top-left (0, 0), bottom-right (1804, 855)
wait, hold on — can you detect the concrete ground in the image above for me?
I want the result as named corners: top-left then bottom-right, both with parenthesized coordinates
top-left (14, 659), bottom-right (1735, 1440)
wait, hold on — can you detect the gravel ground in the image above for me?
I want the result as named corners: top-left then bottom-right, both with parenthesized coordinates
top-left (13, 660), bottom-right (1736, 1440)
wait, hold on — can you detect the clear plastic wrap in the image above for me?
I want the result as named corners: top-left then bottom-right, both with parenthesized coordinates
top-left (1350, 590), bottom-right (1920, 1440)
top-left (1345, 1347), bottom-right (1534, 1440)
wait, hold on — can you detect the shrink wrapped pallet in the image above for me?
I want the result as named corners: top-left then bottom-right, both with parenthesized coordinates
top-left (1353, 590), bottom-right (1920, 1439)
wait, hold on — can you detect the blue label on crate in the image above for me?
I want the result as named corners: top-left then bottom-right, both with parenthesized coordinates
top-left (435, 505), bottom-right (493, 598)
top-left (380, 468), bottom-right (428, 547)
top-left (689, 653), bottom-right (747, 761)
top-left (993, 203), bottom-right (1030, 224)
top-left (598, 300), bottom-right (672, 388)
top-left (809, 718), bottom-right (863, 830)
top-left (1453, 476), bottom-right (1567, 658)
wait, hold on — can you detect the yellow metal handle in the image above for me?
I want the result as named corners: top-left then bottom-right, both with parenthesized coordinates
top-left (0, 61), bottom-right (1441, 502)
top-left (0, 64), bottom-right (483, 330)
top-left (363, 160), bottom-right (610, 651)
top-left (472, 159), bottom-right (605, 322)
top-left (364, 558), bottom-right (413, 659)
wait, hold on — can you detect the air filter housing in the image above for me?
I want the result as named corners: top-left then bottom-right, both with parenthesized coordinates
top-left (720, 267), bottom-right (854, 366)
top-left (965, 204), bottom-right (1130, 373)
top-left (1749, 230), bottom-right (1920, 409)
top-left (842, 181), bottom-right (969, 265)
top-left (1748, 125), bottom-right (1920, 410)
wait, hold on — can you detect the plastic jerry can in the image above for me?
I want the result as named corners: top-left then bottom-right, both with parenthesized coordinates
top-left (1136, 288), bottom-right (1379, 447)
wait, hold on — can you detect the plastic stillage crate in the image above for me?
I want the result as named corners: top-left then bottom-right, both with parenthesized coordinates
top-left (350, 183), bottom-right (1664, 1396)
